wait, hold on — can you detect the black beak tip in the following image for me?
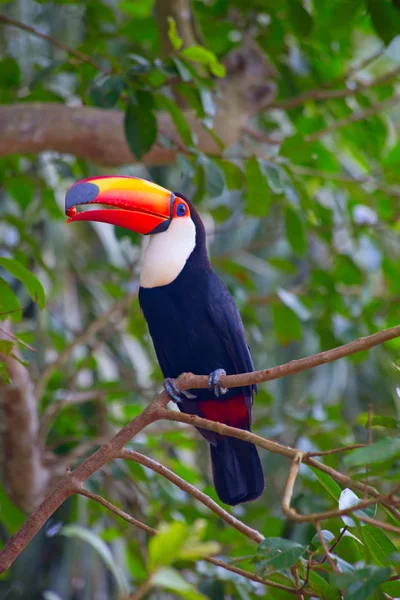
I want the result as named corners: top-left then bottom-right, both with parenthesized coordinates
top-left (65, 182), bottom-right (100, 213)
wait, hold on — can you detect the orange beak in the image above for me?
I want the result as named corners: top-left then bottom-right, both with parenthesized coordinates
top-left (65, 176), bottom-right (175, 235)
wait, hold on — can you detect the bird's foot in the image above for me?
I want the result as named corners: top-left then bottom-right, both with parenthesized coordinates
top-left (208, 368), bottom-right (228, 397)
top-left (164, 377), bottom-right (196, 404)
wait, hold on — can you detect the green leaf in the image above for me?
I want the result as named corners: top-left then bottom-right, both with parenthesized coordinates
top-left (181, 46), bottom-right (226, 77)
top-left (369, 416), bottom-right (400, 429)
top-left (0, 258), bottom-right (46, 310)
top-left (0, 340), bottom-right (14, 355)
top-left (308, 569), bottom-right (339, 600)
top-left (367, 0), bottom-right (400, 44)
top-left (363, 524), bottom-right (398, 567)
top-left (284, 207), bottom-right (307, 256)
top-left (245, 157), bottom-right (270, 217)
top-left (155, 94), bottom-right (193, 146)
top-left (7, 176), bottom-right (34, 209)
top-left (310, 529), bottom-right (335, 550)
top-left (148, 522), bottom-right (188, 571)
top-left (271, 303), bottom-right (302, 345)
top-left (214, 159), bottom-right (243, 190)
top-left (333, 254), bottom-right (363, 286)
top-left (287, 0), bottom-right (313, 36)
top-left (0, 481), bottom-right (25, 534)
top-left (152, 567), bottom-right (207, 600)
top-left (124, 92), bottom-right (157, 160)
top-left (260, 161), bottom-right (287, 194)
top-left (330, 566), bottom-right (391, 600)
top-left (257, 537), bottom-right (306, 576)
top-left (344, 437), bottom-right (400, 468)
top-left (61, 525), bottom-right (129, 595)
top-left (168, 17), bottom-right (183, 50)
top-left (89, 75), bottom-right (123, 108)
top-left (308, 467), bottom-right (342, 501)
top-left (204, 158), bottom-right (225, 197)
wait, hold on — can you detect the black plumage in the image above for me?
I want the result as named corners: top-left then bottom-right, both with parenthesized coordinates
top-left (139, 198), bottom-right (264, 505)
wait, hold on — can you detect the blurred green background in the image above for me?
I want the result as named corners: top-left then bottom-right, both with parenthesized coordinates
top-left (0, 0), bottom-right (399, 598)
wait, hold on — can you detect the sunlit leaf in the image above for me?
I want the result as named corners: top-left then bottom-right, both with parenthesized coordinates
top-left (168, 17), bottom-right (183, 50)
top-left (152, 566), bottom-right (207, 600)
top-left (148, 522), bottom-right (188, 571)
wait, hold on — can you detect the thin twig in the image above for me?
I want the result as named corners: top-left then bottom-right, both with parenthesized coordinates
top-left (282, 452), bottom-right (303, 517)
top-left (2, 325), bottom-right (400, 573)
top-left (305, 94), bottom-right (400, 142)
top-left (79, 486), bottom-right (307, 596)
top-left (315, 522), bottom-right (338, 573)
top-left (271, 63), bottom-right (400, 111)
top-left (0, 14), bottom-right (108, 73)
top-left (78, 487), bottom-right (155, 534)
top-left (119, 449), bottom-right (263, 543)
top-left (307, 444), bottom-right (365, 457)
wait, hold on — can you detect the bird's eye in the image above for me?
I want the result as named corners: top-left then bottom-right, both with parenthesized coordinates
top-left (176, 203), bottom-right (187, 217)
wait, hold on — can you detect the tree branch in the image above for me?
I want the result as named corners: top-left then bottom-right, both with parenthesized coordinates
top-left (119, 449), bottom-right (263, 543)
top-left (79, 486), bottom-right (306, 596)
top-left (1, 325), bottom-right (400, 573)
top-left (305, 94), bottom-right (400, 142)
top-left (271, 64), bottom-right (400, 111)
top-left (174, 324), bottom-right (400, 392)
top-left (0, 321), bottom-right (51, 512)
top-left (0, 14), bottom-right (107, 73)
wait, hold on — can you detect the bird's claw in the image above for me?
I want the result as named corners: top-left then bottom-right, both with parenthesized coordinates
top-left (164, 378), bottom-right (196, 404)
top-left (208, 368), bottom-right (228, 397)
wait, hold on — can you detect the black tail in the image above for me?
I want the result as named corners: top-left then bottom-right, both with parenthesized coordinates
top-left (210, 437), bottom-right (264, 506)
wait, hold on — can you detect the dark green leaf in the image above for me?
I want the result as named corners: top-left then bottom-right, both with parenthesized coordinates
top-left (284, 207), bottom-right (307, 256)
top-left (310, 529), bottom-right (335, 550)
top-left (89, 75), bottom-right (123, 108)
top-left (363, 524), bottom-right (398, 566)
top-left (0, 258), bottom-right (46, 309)
top-left (245, 157), bottom-right (270, 217)
top-left (330, 566), bottom-right (391, 600)
top-left (287, 0), bottom-right (313, 36)
top-left (155, 94), bottom-right (193, 146)
top-left (344, 437), bottom-right (400, 468)
top-left (124, 93), bottom-right (157, 160)
top-left (367, 0), bottom-right (400, 44)
top-left (204, 158), bottom-right (225, 197)
top-left (257, 537), bottom-right (306, 575)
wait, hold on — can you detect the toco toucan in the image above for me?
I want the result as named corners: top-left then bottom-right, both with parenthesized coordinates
top-left (65, 176), bottom-right (264, 505)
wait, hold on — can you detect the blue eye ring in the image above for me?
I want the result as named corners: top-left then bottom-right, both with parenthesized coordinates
top-left (176, 202), bottom-right (187, 217)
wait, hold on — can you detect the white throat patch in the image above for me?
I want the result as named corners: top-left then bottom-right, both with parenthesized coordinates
top-left (140, 217), bottom-right (196, 288)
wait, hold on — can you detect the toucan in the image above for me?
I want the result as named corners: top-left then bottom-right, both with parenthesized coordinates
top-left (65, 176), bottom-right (265, 505)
